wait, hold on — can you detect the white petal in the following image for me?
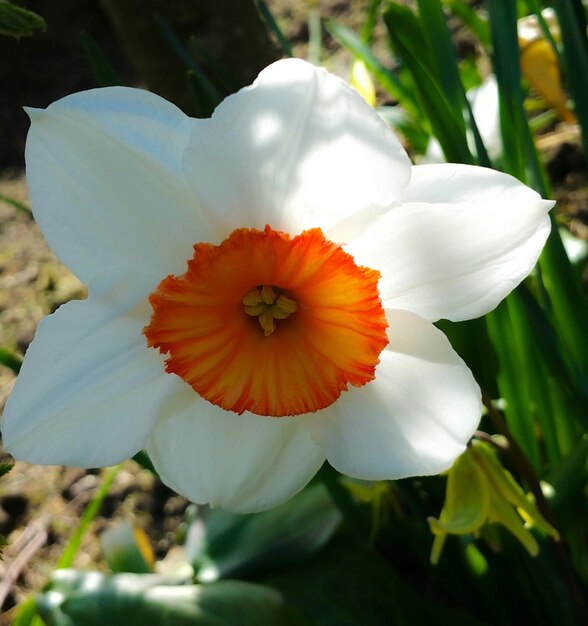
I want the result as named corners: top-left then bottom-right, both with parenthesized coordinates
top-left (349, 164), bottom-right (552, 321)
top-left (146, 392), bottom-right (325, 513)
top-left (182, 58), bottom-right (410, 239)
top-left (299, 310), bottom-right (481, 480)
top-left (25, 87), bottom-right (218, 297)
top-left (403, 162), bottom-right (550, 206)
top-left (1, 280), bottom-right (175, 467)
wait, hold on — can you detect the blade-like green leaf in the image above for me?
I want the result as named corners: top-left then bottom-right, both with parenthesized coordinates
top-left (442, 0), bottom-right (490, 47)
top-left (187, 483), bottom-right (341, 581)
top-left (486, 301), bottom-right (541, 470)
top-left (187, 36), bottom-right (239, 93)
top-left (416, 0), bottom-right (466, 124)
top-left (0, 0), bottom-right (44, 38)
top-left (153, 14), bottom-right (222, 117)
top-left (57, 466), bottom-right (120, 569)
top-left (308, 8), bottom-right (321, 65)
top-left (551, 0), bottom-right (588, 163)
top-left (0, 193), bottom-right (32, 215)
top-left (79, 31), bottom-right (122, 87)
top-left (547, 434), bottom-right (588, 510)
top-left (11, 596), bottom-right (46, 626)
top-left (0, 345), bottom-right (22, 374)
top-left (360, 0), bottom-right (382, 42)
top-left (38, 571), bottom-right (308, 626)
top-left (0, 458), bottom-right (14, 479)
top-left (257, 0), bottom-right (293, 58)
top-left (383, 3), bottom-right (473, 163)
top-left (260, 534), bottom-right (488, 626)
top-left (326, 20), bottom-right (421, 118)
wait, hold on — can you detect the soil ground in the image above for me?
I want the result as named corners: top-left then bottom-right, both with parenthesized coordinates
top-left (1, 2), bottom-right (587, 624)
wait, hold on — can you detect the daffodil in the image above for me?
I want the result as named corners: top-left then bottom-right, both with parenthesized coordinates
top-left (1, 59), bottom-right (552, 512)
top-left (428, 440), bottom-right (559, 564)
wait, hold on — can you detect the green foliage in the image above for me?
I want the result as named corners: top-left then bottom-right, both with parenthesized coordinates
top-left (188, 483), bottom-right (341, 581)
top-left (79, 31), bottom-right (122, 87)
top-left (259, 533), bottom-right (488, 626)
top-left (0, 193), bottom-right (32, 216)
top-left (257, 0), bottom-right (293, 58)
top-left (0, 0), bottom-right (44, 38)
top-left (57, 466), bottom-right (121, 569)
top-left (383, 3), bottom-right (473, 163)
top-left (153, 14), bottom-right (223, 117)
top-left (36, 571), bottom-right (307, 626)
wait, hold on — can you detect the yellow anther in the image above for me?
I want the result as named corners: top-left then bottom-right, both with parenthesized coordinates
top-left (243, 285), bottom-right (297, 335)
top-left (260, 285), bottom-right (276, 305)
top-left (259, 310), bottom-right (275, 336)
top-left (244, 303), bottom-right (266, 316)
top-left (242, 290), bottom-right (264, 307)
top-left (271, 305), bottom-right (290, 319)
top-left (276, 295), bottom-right (297, 314)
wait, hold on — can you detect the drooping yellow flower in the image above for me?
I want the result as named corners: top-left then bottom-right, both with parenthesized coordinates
top-left (428, 440), bottom-right (559, 564)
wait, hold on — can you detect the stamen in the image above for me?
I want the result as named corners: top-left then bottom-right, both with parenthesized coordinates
top-left (260, 285), bottom-right (276, 305)
top-left (242, 285), bottom-right (298, 335)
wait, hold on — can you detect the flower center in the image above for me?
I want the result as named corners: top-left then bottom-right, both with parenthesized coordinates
top-left (243, 285), bottom-right (298, 336)
top-left (144, 225), bottom-right (388, 417)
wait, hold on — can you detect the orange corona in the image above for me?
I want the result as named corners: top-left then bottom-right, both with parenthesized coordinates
top-left (144, 225), bottom-right (388, 417)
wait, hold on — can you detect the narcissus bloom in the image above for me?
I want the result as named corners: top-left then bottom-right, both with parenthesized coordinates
top-left (2, 59), bottom-right (552, 512)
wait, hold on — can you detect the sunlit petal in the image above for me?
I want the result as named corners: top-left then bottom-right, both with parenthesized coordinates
top-left (2, 276), bottom-right (174, 466)
top-left (182, 58), bottom-right (410, 239)
top-left (349, 164), bottom-right (552, 321)
top-left (25, 87), bottom-right (217, 297)
top-left (146, 393), bottom-right (324, 513)
top-left (300, 310), bottom-right (481, 479)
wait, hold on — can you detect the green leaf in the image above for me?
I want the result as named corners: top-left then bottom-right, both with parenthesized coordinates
top-left (547, 434), bottom-right (588, 509)
top-left (79, 31), bottom-right (122, 87)
top-left (383, 3), bottom-right (473, 163)
top-left (325, 20), bottom-right (421, 118)
top-left (0, 0), bottom-right (44, 38)
top-left (486, 301), bottom-right (541, 470)
top-left (442, 0), bottom-right (490, 47)
top-left (307, 7), bottom-right (321, 65)
top-left (260, 533), bottom-right (488, 626)
top-left (187, 36), bottom-right (239, 93)
top-left (57, 466), bottom-right (120, 569)
top-left (0, 192), bottom-right (32, 215)
top-left (257, 0), bottom-right (293, 58)
top-left (0, 457), bottom-right (14, 478)
top-left (38, 571), bottom-right (307, 626)
top-left (11, 596), bottom-right (47, 626)
top-left (416, 0), bottom-right (465, 120)
top-left (360, 0), bottom-right (383, 43)
top-left (153, 14), bottom-right (222, 117)
top-left (0, 345), bottom-right (22, 374)
top-left (188, 483), bottom-right (341, 581)
top-left (132, 450), bottom-right (157, 474)
top-left (551, 0), bottom-right (588, 163)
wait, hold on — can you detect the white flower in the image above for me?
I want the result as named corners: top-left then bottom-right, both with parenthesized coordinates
top-left (1, 59), bottom-right (552, 513)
